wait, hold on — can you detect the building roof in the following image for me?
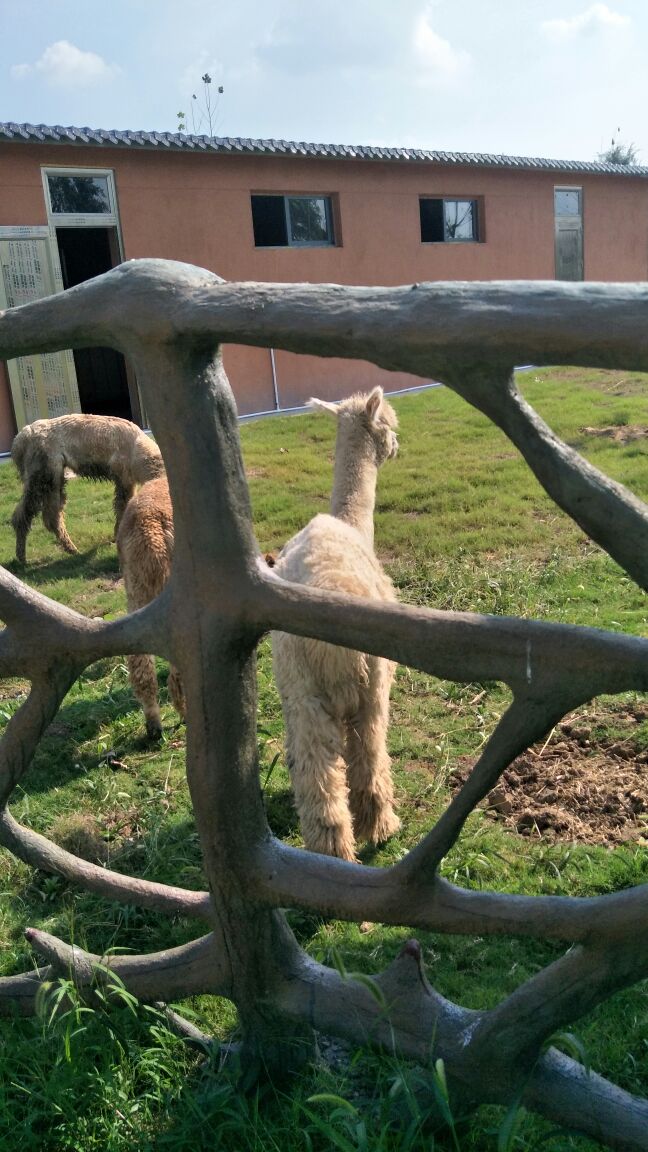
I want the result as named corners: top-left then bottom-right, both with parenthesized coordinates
top-left (1, 120), bottom-right (647, 176)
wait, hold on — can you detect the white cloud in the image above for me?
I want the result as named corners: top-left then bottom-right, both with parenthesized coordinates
top-left (413, 4), bottom-right (471, 84)
top-left (10, 40), bottom-right (118, 87)
top-left (541, 4), bottom-right (630, 43)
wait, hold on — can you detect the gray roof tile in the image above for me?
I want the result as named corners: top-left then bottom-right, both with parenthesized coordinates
top-left (1, 120), bottom-right (647, 175)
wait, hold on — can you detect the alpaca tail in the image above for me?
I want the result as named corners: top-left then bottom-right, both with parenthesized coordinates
top-left (10, 426), bottom-right (32, 481)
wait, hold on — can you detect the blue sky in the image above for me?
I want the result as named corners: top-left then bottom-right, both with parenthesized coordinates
top-left (0, 0), bottom-right (646, 161)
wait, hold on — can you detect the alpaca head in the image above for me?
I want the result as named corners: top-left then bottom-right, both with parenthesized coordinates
top-left (308, 387), bottom-right (399, 467)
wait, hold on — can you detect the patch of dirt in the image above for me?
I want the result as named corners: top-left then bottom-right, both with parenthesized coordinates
top-left (582, 424), bottom-right (648, 444)
top-left (539, 368), bottom-right (648, 395)
top-left (0, 682), bottom-right (29, 701)
top-left (451, 707), bottom-right (648, 845)
top-left (102, 803), bottom-right (148, 847)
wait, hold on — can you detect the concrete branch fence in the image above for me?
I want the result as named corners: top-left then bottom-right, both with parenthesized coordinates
top-left (1, 260), bottom-right (648, 1149)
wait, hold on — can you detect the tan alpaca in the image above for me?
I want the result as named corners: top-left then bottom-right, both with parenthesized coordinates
top-left (117, 470), bottom-right (277, 740)
top-left (116, 476), bottom-right (185, 740)
top-left (271, 387), bottom-right (400, 861)
top-left (11, 414), bottom-right (164, 564)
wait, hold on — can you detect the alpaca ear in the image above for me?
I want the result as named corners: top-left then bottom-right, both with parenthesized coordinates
top-left (365, 387), bottom-right (384, 423)
top-left (308, 397), bottom-right (339, 417)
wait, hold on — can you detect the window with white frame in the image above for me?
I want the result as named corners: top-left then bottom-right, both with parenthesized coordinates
top-left (251, 194), bottom-right (335, 247)
top-left (420, 197), bottom-right (480, 243)
top-left (43, 168), bottom-right (118, 225)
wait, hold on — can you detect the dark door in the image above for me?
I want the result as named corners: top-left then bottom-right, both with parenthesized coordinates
top-left (56, 227), bottom-right (138, 421)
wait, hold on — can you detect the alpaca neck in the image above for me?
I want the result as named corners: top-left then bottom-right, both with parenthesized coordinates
top-left (330, 448), bottom-right (378, 545)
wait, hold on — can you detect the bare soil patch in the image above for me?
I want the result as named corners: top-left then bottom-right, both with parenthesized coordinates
top-left (452, 705), bottom-right (648, 845)
top-left (582, 424), bottom-right (648, 444)
top-left (542, 368), bottom-right (648, 395)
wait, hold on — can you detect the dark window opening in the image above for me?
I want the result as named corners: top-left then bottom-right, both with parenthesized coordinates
top-left (251, 195), bottom-right (289, 246)
top-left (419, 198), bottom-right (445, 243)
top-left (420, 198), bottom-right (480, 243)
top-left (56, 228), bottom-right (139, 423)
top-left (251, 194), bottom-right (335, 247)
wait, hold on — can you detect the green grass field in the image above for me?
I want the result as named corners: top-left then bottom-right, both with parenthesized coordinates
top-left (0, 366), bottom-right (647, 1150)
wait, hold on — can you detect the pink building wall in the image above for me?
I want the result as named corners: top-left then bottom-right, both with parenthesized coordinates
top-left (1, 138), bottom-right (648, 449)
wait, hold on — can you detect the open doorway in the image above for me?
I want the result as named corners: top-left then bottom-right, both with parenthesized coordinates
top-left (55, 226), bottom-right (138, 421)
top-left (43, 166), bottom-right (143, 426)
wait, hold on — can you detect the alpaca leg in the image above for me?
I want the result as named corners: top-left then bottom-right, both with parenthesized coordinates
top-left (167, 665), bottom-right (186, 721)
top-left (41, 481), bottom-right (78, 555)
top-left (127, 654), bottom-right (163, 740)
top-left (120, 535), bottom-right (170, 740)
top-left (11, 478), bottom-right (43, 564)
top-left (112, 482), bottom-right (134, 539)
top-left (284, 697), bottom-right (356, 861)
top-left (346, 662), bottom-right (400, 846)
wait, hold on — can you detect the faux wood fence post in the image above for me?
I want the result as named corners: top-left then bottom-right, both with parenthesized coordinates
top-left (1, 260), bottom-right (648, 1149)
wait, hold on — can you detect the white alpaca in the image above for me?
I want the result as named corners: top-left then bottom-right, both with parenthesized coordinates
top-left (271, 387), bottom-right (400, 861)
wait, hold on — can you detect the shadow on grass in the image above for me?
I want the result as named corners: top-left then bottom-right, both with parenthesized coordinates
top-left (146, 1062), bottom-right (314, 1152)
top-left (263, 787), bottom-right (299, 842)
top-left (4, 545), bottom-right (120, 588)
top-left (13, 687), bottom-right (147, 797)
top-left (6, 813), bottom-right (207, 954)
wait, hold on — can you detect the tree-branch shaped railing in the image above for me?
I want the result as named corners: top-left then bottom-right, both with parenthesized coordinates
top-left (1, 260), bottom-right (648, 1149)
